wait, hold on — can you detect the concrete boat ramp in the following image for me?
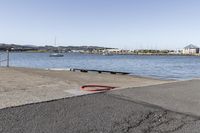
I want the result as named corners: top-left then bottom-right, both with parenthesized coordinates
top-left (0, 67), bottom-right (169, 109)
top-left (1, 67), bottom-right (200, 132)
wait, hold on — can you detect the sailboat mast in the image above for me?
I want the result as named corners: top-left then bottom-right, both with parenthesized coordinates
top-left (49, 36), bottom-right (64, 57)
top-left (54, 37), bottom-right (57, 46)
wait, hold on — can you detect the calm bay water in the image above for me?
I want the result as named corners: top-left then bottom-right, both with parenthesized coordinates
top-left (1, 52), bottom-right (200, 80)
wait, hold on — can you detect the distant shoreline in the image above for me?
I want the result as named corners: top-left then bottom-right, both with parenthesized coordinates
top-left (2, 51), bottom-right (200, 57)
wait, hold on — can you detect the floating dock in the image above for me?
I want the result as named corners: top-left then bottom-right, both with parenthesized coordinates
top-left (70, 68), bottom-right (130, 75)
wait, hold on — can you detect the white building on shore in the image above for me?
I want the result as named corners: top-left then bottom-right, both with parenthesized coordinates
top-left (183, 44), bottom-right (199, 54)
top-left (102, 48), bottom-right (131, 55)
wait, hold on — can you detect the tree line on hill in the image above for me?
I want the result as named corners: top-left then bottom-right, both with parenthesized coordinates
top-left (0, 43), bottom-right (111, 52)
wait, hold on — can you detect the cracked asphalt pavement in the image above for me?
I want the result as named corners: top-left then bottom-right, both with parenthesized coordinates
top-left (0, 93), bottom-right (200, 133)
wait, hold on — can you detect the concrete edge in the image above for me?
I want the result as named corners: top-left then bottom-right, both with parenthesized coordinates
top-left (6, 66), bottom-right (174, 82)
top-left (0, 91), bottom-right (106, 111)
top-left (111, 78), bottom-right (200, 92)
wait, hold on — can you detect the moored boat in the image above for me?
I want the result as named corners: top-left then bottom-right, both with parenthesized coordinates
top-left (49, 37), bottom-right (64, 57)
top-left (49, 53), bottom-right (64, 57)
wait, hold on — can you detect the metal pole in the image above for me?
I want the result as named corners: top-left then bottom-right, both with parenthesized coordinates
top-left (7, 50), bottom-right (9, 67)
top-left (0, 52), bottom-right (1, 67)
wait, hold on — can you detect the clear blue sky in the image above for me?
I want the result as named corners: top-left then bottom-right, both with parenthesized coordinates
top-left (0, 0), bottom-right (200, 49)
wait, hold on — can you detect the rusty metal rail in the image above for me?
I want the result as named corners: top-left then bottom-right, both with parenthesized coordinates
top-left (70, 68), bottom-right (130, 75)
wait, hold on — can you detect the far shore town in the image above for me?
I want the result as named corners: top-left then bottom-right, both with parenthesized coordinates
top-left (0, 43), bottom-right (200, 56)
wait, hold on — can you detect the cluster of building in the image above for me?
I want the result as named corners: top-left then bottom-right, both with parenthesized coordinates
top-left (81, 44), bottom-right (200, 55)
top-left (100, 44), bottom-right (200, 55)
top-left (182, 44), bottom-right (200, 55)
top-left (92, 49), bottom-right (132, 55)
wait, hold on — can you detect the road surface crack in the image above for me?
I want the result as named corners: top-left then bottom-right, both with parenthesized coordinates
top-left (110, 110), bottom-right (200, 133)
